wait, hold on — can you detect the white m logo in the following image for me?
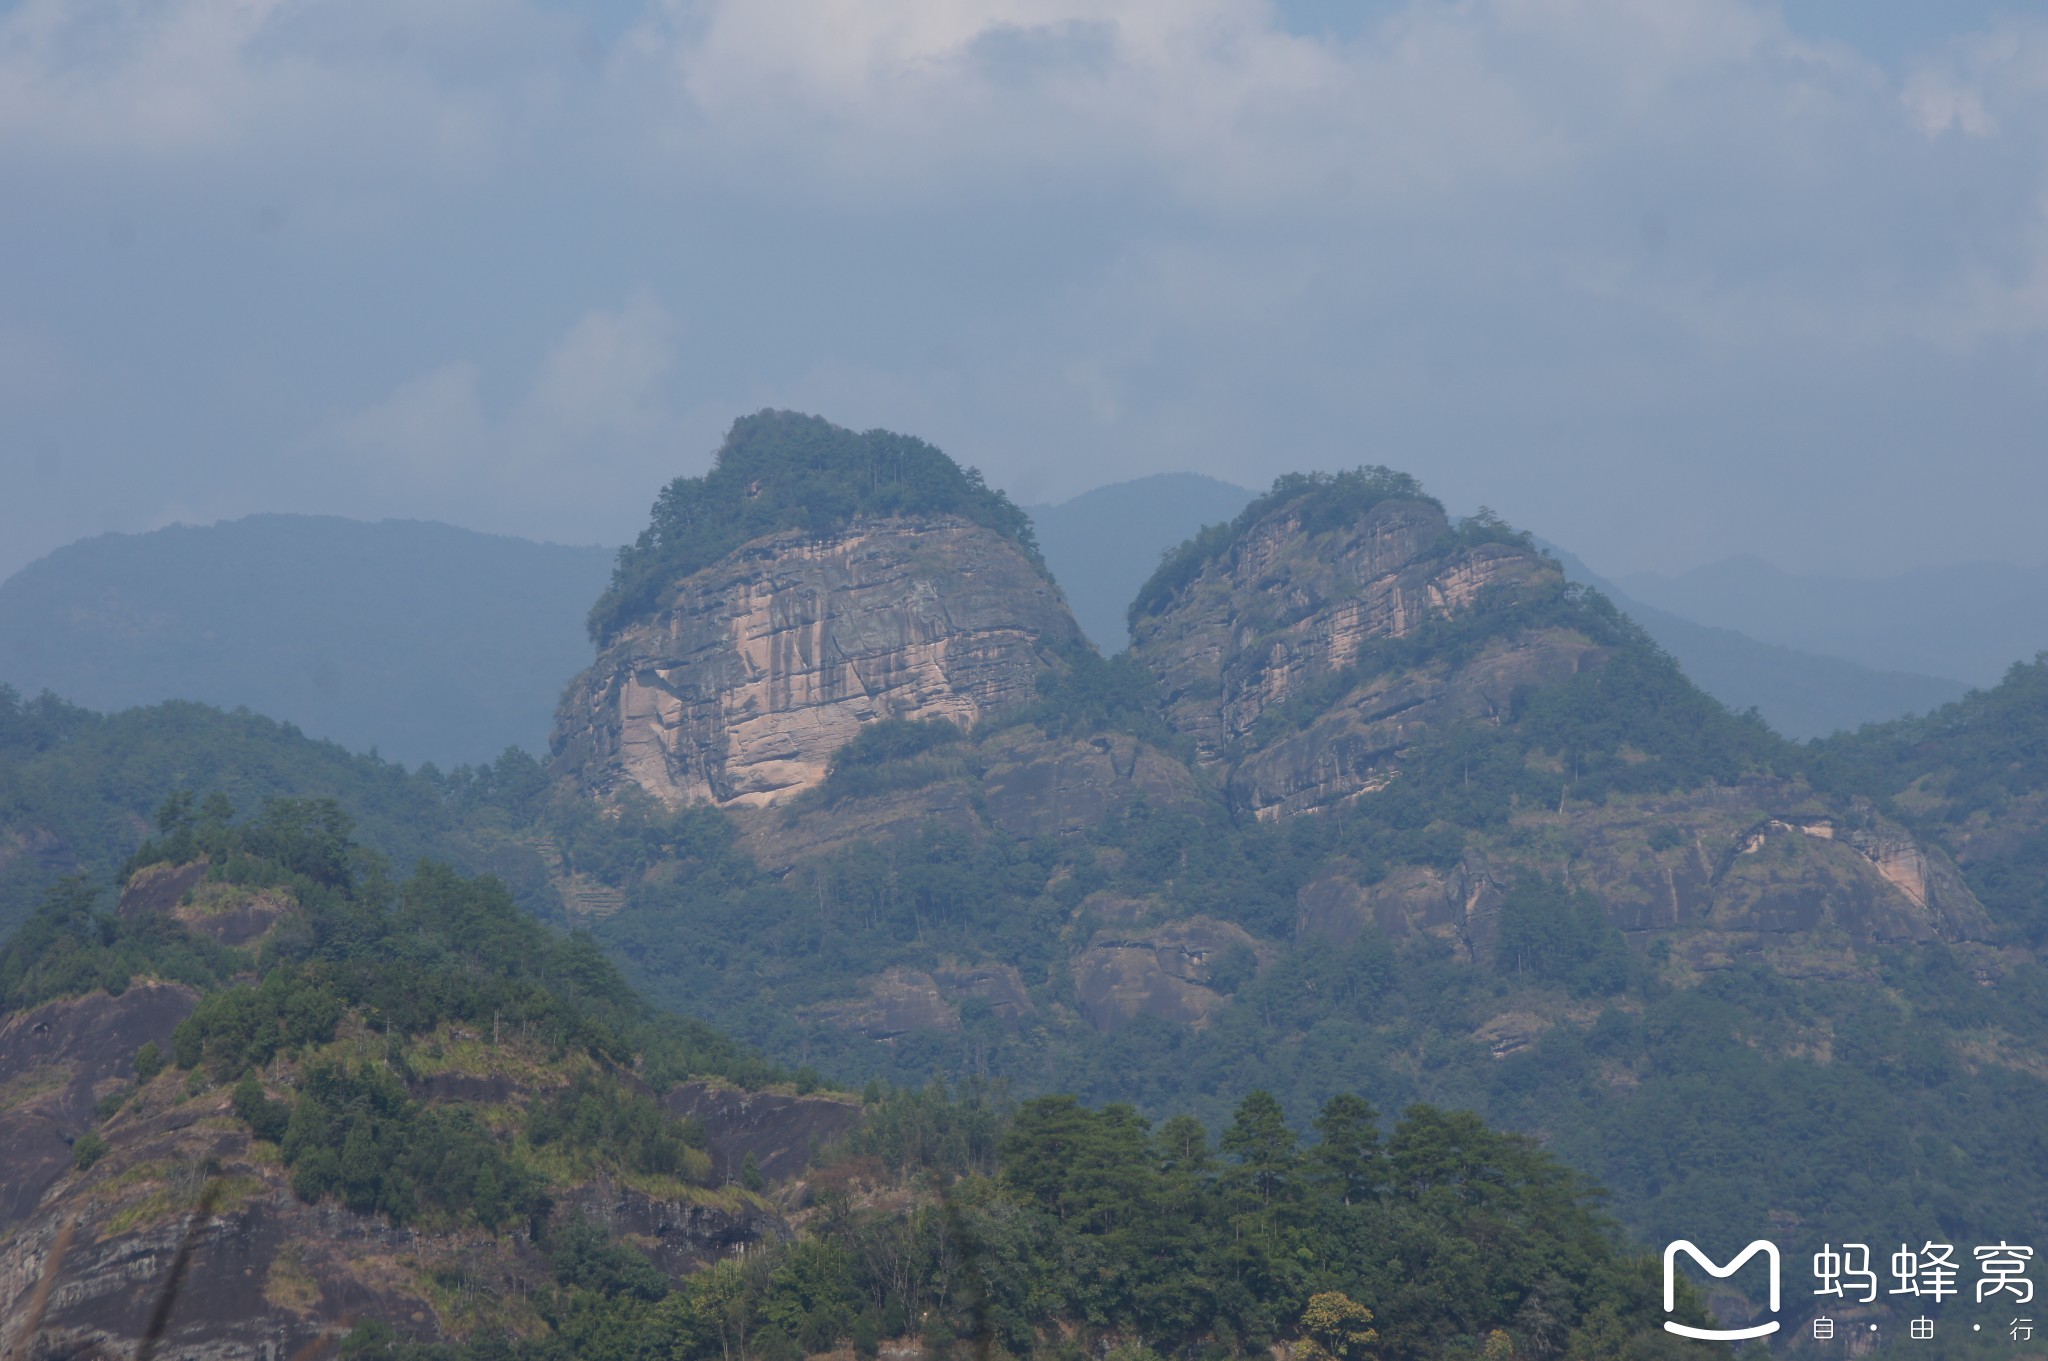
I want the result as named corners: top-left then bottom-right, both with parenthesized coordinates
top-left (1663, 1240), bottom-right (1782, 1340)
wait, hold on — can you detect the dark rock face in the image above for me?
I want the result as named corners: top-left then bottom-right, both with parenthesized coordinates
top-left (553, 517), bottom-right (1083, 810)
top-left (115, 859), bottom-right (210, 920)
top-left (1, 1080), bottom-right (453, 1361)
top-left (1128, 497), bottom-right (1582, 819)
top-left (662, 1082), bottom-right (864, 1185)
top-left (1295, 859), bottom-right (1503, 955)
top-left (804, 964), bottom-right (1035, 1041)
top-left (977, 728), bottom-right (1211, 839)
top-left (1225, 631), bottom-right (1601, 820)
top-left (117, 860), bottom-right (293, 947)
top-left (2, 977), bottom-right (804, 1356)
top-left (0, 983), bottom-right (198, 1230)
top-left (558, 1178), bottom-right (792, 1282)
top-left (1071, 918), bottom-right (1267, 1033)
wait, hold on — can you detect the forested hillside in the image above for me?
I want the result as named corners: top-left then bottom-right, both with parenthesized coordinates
top-left (1811, 656), bottom-right (2048, 946)
top-left (6, 415), bottom-right (2048, 1356)
top-left (0, 791), bottom-right (1705, 1358)
top-left (0, 685), bottom-right (559, 940)
top-left (543, 425), bottom-right (2048, 1352)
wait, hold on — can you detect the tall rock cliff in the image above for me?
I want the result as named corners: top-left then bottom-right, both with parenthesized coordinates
top-left (554, 517), bottom-right (1081, 809)
top-left (553, 413), bottom-right (1084, 809)
top-left (1125, 469), bottom-right (1997, 963)
top-left (1128, 472), bottom-right (1591, 819)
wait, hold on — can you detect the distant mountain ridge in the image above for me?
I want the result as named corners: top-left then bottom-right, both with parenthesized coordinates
top-left (1026, 472), bottom-right (1258, 654)
top-left (0, 515), bottom-right (614, 769)
top-left (0, 484), bottom-right (2004, 782)
top-left (1029, 474), bottom-right (1974, 739)
top-left (1540, 543), bottom-right (1969, 739)
top-left (1618, 551), bottom-right (2048, 688)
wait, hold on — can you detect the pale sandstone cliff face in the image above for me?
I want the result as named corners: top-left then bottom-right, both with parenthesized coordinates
top-left (1130, 497), bottom-right (1587, 819)
top-left (554, 517), bottom-right (1083, 810)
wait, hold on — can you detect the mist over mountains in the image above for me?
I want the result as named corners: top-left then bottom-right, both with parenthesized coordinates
top-left (0, 487), bottom-right (2015, 762)
top-left (1024, 473), bottom-right (1259, 656)
top-left (1618, 554), bottom-right (2048, 690)
top-left (1538, 546), bottom-right (1970, 741)
top-left (0, 516), bottom-right (612, 769)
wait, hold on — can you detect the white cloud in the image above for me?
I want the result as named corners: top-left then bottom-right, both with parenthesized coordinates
top-left (6, 0), bottom-right (2048, 581)
top-left (322, 296), bottom-right (693, 539)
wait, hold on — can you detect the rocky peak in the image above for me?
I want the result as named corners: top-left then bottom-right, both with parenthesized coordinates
top-left (1128, 473), bottom-right (1581, 818)
top-left (554, 415), bottom-right (1087, 809)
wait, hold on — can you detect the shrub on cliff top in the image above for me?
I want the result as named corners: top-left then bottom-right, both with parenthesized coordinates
top-left (1128, 467), bottom-right (1439, 625)
top-left (589, 411), bottom-right (1042, 643)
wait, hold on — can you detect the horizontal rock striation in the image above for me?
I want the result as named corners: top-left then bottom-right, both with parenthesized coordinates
top-left (554, 517), bottom-right (1083, 810)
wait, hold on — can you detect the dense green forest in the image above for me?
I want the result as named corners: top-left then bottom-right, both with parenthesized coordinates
top-left (0, 684), bottom-right (560, 939)
top-left (340, 1084), bottom-right (1719, 1361)
top-left (573, 776), bottom-right (2048, 1287)
top-left (3, 802), bottom-right (1716, 1360)
top-left (587, 411), bottom-right (1043, 644)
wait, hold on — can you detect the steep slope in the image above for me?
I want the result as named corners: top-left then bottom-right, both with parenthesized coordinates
top-left (1119, 471), bottom-right (1995, 967)
top-left (0, 801), bottom-right (1701, 1361)
top-left (0, 516), bottom-right (613, 769)
top-left (1127, 472), bottom-right (1618, 818)
top-left (13, 423), bottom-right (2046, 1352)
top-left (555, 412), bottom-right (1085, 810)
top-left (0, 806), bottom-right (829, 1359)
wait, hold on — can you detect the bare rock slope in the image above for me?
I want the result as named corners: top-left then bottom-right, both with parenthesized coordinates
top-left (554, 517), bottom-right (1083, 810)
top-left (1129, 492), bottom-right (1591, 820)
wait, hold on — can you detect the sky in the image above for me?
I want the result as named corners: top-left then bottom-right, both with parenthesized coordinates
top-left (3, 0), bottom-right (2047, 583)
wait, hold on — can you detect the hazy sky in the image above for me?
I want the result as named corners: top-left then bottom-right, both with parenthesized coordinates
top-left (4, 0), bottom-right (2046, 583)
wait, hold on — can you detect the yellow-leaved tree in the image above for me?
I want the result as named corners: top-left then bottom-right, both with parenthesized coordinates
top-left (1297, 1291), bottom-right (1379, 1361)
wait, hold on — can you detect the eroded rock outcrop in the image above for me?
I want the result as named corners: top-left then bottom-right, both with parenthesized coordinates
top-left (662, 1082), bottom-right (864, 1184)
top-left (1295, 858), bottom-right (1503, 954)
top-left (1, 1069), bottom-right (456, 1359)
top-left (1071, 918), bottom-right (1268, 1033)
top-left (806, 963), bottom-right (1034, 1040)
top-left (1129, 492), bottom-right (1591, 819)
top-left (0, 1043), bottom-right (805, 1360)
top-left (0, 983), bottom-right (197, 1230)
top-left (554, 518), bottom-right (1082, 810)
top-left (1292, 782), bottom-right (1996, 971)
